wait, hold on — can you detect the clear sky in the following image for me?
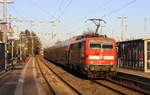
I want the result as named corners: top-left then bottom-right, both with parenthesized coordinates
top-left (1, 0), bottom-right (149, 47)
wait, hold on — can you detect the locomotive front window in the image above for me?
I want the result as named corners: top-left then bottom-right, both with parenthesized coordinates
top-left (90, 44), bottom-right (101, 49)
top-left (102, 40), bottom-right (113, 49)
top-left (90, 40), bottom-right (113, 49)
top-left (90, 40), bottom-right (101, 49)
top-left (102, 44), bottom-right (113, 49)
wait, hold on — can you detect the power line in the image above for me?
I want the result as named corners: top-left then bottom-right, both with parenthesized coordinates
top-left (57, 0), bottom-right (73, 19)
top-left (65, 0), bottom-right (137, 37)
top-left (73, 0), bottom-right (112, 21)
top-left (53, 0), bottom-right (65, 16)
top-left (102, 0), bottom-right (137, 18)
top-left (59, 0), bottom-right (65, 10)
top-left (65, 22), bottom-right (92, 38)
top-left (26, 0), bottom-right (56, 19)
top-left (10, 5), bottom-right (26, 19)
top-left (63, 0), bottom-right (113, 33)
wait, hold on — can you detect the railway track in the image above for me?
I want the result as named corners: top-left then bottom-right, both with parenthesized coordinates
top-left (36, 57), bottom-right (81, 95)
top-left (92, 80), bottom-right (128, 95)
top-left (0, 70), bottom-right (11, 80)
top-left (108, 75), bottom-right (150, 95)
top-left (38, 57), bottom-right (147, 95)
top-left (36, 58), bottom-right (56, 95)
top-left (92, 72), bottom-right (150, 95)
top-left (39, 57), bottom-right (119, 95)
top-left (92, 79), bottom-right (147, 95)
top-left (0, 61), bottom-right (18, 80)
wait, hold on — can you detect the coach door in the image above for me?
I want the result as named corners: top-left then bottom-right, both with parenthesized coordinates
top-left (146, 41), bottom-right (150, 71)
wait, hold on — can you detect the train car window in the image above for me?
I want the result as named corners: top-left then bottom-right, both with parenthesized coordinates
top-left (78, 42), bottom-right (82, 49)
top-left (70, 44), bottom-right (73, 49)
top-left (71, 42), bottom-right (82, 50)
top-left (71, 43), bottom-right (78, 50)
top-left (74, 44), bottom-right (78, 50)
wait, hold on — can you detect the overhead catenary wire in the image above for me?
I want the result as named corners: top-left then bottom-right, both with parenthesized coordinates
top-left (63, 0), bottom-right (113, 33)
top-left (26, 0), bottom-right (56, 19)
top-left (64, 0), bottom-right (137, 39)
top-left (57, 0), bottom-right (73, 19)
top-left (10, 5), bottom-right (25, 19)
top-left (58, 0), bottom-right (65, 10)
top-left (102, 0), bottom-right (137, 18)
top-left (53, 0), bottom-right (65, 16)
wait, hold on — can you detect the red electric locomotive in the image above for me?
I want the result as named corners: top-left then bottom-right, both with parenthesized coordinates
top-left (44, 35), bottom-right (117, 78)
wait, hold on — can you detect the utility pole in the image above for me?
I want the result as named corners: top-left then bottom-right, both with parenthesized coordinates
top-left (11, 38), bottom-right (13, 65)
top-left (144, 17), bottom-right (147, 34)
top-left (125, 24), bottom-right (128, 40)
top-left (52, 24), bottom-right (56, 39)
top-left (32, 35), bottom-right (34, 55)
top-left (9, 17), bottom-right (15, 67)
top-left (117, 16), bottom-right (128, 41)
top-left (19, 35), bottom-right (22, 61)
top-left (86, 18), bottom-right (106, 34)
top-left (0, 0), bottom-right (13, 70)
top-left (25, 39), bottom-right (27, 56)
top-left (13, 24), bottom-right (19, 57)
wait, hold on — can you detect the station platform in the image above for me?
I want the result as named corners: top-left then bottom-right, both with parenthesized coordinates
top-left (117, 68), bottom-right (150, 84)
top-left (117, 68), bottom-right (150, 79)
top-left (0, 57), bottom-right (47, 95)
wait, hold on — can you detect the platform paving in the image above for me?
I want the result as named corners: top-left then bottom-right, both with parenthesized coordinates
top-left (117, 68), bottom-right (150, 79)
top-left (117, 68), bottom-right (150, 84)
top-left (0, 57), bottom-right (47, 95)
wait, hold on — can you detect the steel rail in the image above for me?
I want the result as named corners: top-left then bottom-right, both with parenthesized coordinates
top-left (0, 70), bottom-right (11, 80)
top-left (108, 76), bottom-right (150, 95)
top-left (92, 80), bottom-right (127, 95)
top-left (114, 76), bottom-right (150, 87)
top-left (39, 57), bottom-right (82, 95)
top-left (36, 58), bottom-right (56, 95)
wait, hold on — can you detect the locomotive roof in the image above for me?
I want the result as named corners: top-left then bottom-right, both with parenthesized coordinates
top-left (74, 33), bottom-right (107, 40)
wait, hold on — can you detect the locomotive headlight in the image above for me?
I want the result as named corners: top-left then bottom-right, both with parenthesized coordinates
top-left (90, 61), bottom-right (94, 64)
